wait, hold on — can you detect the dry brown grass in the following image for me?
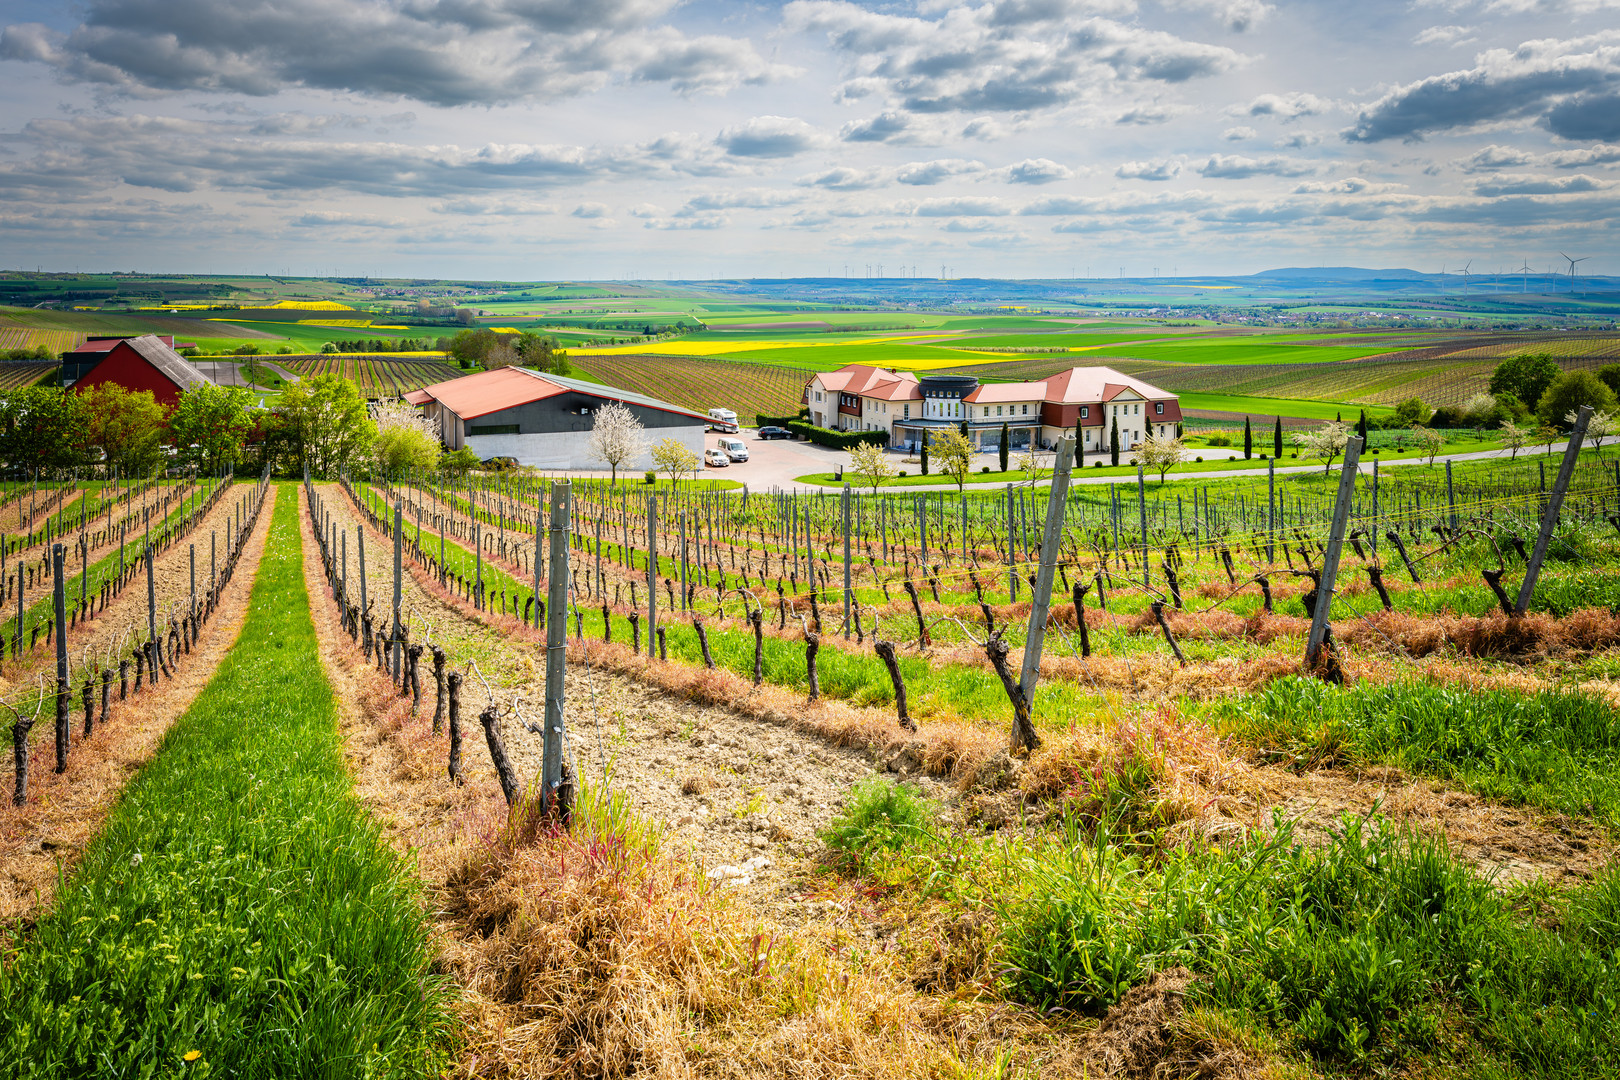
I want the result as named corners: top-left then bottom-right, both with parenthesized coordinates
top-left (1338, 607), bottom-right (1620, 660)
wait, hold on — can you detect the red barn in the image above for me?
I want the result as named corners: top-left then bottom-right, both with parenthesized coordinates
top-left (70, 334), bottom-right (215, 408)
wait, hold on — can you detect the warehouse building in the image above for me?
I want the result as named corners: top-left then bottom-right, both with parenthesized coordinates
top-left (404, 367), bottom-right (708, 469)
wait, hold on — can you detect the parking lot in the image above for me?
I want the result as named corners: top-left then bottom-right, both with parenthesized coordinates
top-left (692, 429), bottom-right (850, 490)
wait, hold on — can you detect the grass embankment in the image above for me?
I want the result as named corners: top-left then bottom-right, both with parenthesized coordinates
top-left (0, 487), bottom-right (453, 1076)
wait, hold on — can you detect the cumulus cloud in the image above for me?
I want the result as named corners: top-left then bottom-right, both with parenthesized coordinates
top-left (799, 166), bottom-right (889, 190)
top-left (1545, 90), bottom-right (1620, 140)
top-left (1238, 91), bottom-right (1334, 119)
top-left (1273, 130), bottom-right (1322, 148)
top-left (1116, 104), bottom-right (1187, 125)
top-left (1223, 125), bottom-right (1257, 140)
top-left (1292, 177), bottom-right (1407, 195)
top-left (1197, 153), bottom-right (1316, 178)
top-left (998, 158), bottom-right (1074, 183)
top-left (909, 196), bottom-right (1011, 216)
top-left (1413, 25), bottom-right (1476, 47)
top-left (1457, 141), bottom-right (1620, 170)
top-left (895, 158), bottom-right (986, 185)
top-left (572, 202), bottom-right (611, 218)
top-left (1471, 171), bottom-right (1611, 195)
top-left (1344, 34), bottom-right (1620, 142)
top-left (0, 1), bottom-right (793, 107)
top-left (717, 116), bottom-right (825, 157)
top-left (783, 0), bottom-right (1245, 117)
top-left (682, 188), bottom-right (802, 210)
top-left (1116, 158), bottom-right (1183, 180)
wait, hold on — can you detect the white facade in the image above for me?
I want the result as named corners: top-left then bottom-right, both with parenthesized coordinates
top-left (465, 426), bottom-right (704, 471)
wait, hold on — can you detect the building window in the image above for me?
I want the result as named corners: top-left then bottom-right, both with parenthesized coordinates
top-left (1135, 404), bottom-right (1140, 415)
top-left (997, 406), bottom-right (1003, 416)
top-left (467, 424), bottom-right (519, 436)
top-left (815, 391), bottom-right (822, 402)
top-left (1021, 404), bottom-right (1028, 415)
top-left (903, 405), bottom-right (910, 418)
top-left (1155, 402), bottom-right (1163, 414)
top-left (1080, 406), bottom-right (1089, 418)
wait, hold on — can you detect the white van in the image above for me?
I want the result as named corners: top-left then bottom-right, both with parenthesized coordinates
top-left (707, 407), bottom-right (739, 433)
top-left (717, 436), bottom-right (749, 462)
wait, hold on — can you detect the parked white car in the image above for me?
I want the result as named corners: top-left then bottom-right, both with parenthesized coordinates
top-left (716, 437), bottom-right (749, 462)
top-left (703, 447), bottom-right (730, 468)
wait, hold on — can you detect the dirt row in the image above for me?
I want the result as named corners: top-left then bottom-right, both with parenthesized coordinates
top-left (0, 484), bottom-right (278, 926)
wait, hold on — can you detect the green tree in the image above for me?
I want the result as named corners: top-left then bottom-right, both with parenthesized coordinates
top-left (1489, 354), bottom-right (1561, 410)
top-left (920, 437), bottom-right (929, 475)
top-left (515, 332), bottom-right (569, 376)
top-left (1273, 416), bottom-right (1283, 457)
top-left (448, 328), bottom-right (500, 369)
top-left (1109, 419), bottom-right (1120, 466)
top-left (276, 375), bottom-right (376, 479)
top-left (370, 398), bottom-right (440, 475)
top-left (848, 441), bottom-right (897, 493)
top-left (1242, 416), bottom-right (1252, 459)
top-left (0, 386), bottom-right (90, 471)
top-left (1393, 398), bottom-right (1427, 426)
top-left (168, 384), bottom-right (255, 473)
top-left (1356, 409), bottom-right (1369, 442)
top-left (1074, 420), bottom-right (1085, 467)
top-left (1597, 363), bottom-right (1620, 398)
top-left (999, 423), bottom-right (1010, 471)
top-left (440, 446), bottom-right (479, 476)
top-left (78, 382), bottom-right (170, 476)
top-left (650, 437), bottom-right (700, 486)
top-left (1536, 370), bottom-right (1619, 430)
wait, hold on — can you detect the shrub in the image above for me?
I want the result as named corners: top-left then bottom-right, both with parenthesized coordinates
top-left (644, 470), bottom-right (656, 484)
top-left (1206, 433), bottom-right (1233, 447)
top-left (982, 465), bottom-right (992, 473)
top-left (897, 470), bottom-right (907, 477)
top-left (820, 778), bottom-right (934, 872)
top-left (1195, 456), bottom-right (1203, 462)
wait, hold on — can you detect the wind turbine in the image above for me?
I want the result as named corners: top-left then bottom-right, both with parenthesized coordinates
top-left (1516, 259), bottom-right (1533, 293)
top-left (1459, 260), bottom-right (1472, 297)
top-left (1559, 252), bottom-right (1590, 292)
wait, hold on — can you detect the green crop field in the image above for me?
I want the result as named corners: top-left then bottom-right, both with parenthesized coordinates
top-left (570, 352), bottom-right (815, 421)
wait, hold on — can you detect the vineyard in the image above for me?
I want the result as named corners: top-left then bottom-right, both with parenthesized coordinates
top-left (4, 418), bottom-right (1620, 1077)
top-left (276, 354), bottom-right (463, 397)
top-left (570, 352), bottom-right (815, 421)
top-left (0, 327), bottom-right (82, 354)
top-left (0, 363), bottom-right (56, 390)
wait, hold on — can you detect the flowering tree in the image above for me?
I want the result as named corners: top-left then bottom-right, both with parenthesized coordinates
top-left (587, 401), bottom-right (646, 483)
top-left (371, 397), bottom-right (441, 475)
top-left (1294, 420), bottom-right (1352, 474)
top-left (650, 437), bottom-right (700, 485)
top-left (848, 440), bottom-right (896, 493)
top-left (1138, 434), bottom-right (1186, 481)
top-left (1499, 419), bottom-right (1530, 459)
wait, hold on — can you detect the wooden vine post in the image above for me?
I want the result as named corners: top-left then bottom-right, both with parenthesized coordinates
top-left (1515, 405), bottom-right (1592, 615)
top-left (392, 502), bottom-right (403, 682)
top-left (542, 480), bottom-right (571, 819)
top-left (1305, 435), bottom-right (1363, 675)
top-left (53, 544), bottom-right (68, 773)
top-left (1008, 435), bottom-right (1074, 754)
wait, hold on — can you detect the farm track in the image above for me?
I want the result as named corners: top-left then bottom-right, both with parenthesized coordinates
top-left (0, 484), bottom-right (276, 926)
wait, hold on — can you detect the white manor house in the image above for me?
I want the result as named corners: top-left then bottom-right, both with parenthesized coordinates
top-left (802, 364), bottom-right (1183, 454)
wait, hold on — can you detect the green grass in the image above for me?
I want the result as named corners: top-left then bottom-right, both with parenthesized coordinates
top-left (0, 486), bottom-right (454, 1077)
top-left (1208, 678), bottom-right (1620, 825)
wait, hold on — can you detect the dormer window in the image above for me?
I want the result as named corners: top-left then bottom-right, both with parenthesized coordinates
top-left (1080, 406), bottom-right (1089, 418)
top-left (1155, 402), bottom-right (1164, 414)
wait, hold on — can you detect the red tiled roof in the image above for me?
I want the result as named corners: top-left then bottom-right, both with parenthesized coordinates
top-left (811, 365), bottom-right (920, 400)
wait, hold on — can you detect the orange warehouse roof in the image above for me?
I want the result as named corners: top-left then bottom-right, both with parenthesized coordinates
top-left (417, 367), bottom-right (566, 420)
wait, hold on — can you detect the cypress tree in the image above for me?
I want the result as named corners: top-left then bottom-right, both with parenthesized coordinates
top-left (1273, 416), bottom-right (1283, 457)
top-left (1074, 419), bottom-right (1085, 467)
top-left (1243, 416), bottom-right (1253, 459)
top-left (921, 437), bottom-right (929, 475)
top-left (998, 423), bottom-right (1010, 471)
top-left (1357, 409), bottom-right (1369, 441)
top-left (1109, 419), bottom-right (1120, 466)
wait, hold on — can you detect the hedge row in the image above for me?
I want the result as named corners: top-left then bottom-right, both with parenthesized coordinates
top-left (754, 410), bottom-right (808, 428)
top-left (785, 421), bottom-right (889, 450)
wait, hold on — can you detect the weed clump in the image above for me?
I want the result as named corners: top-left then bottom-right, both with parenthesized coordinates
top-left (820, 778), bottom-right (936, 872)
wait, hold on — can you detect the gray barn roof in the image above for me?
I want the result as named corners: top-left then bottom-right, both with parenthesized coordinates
top-left (124, 335), bottom-right (216, 393)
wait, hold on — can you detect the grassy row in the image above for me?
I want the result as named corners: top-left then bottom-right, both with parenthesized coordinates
top-left (0, 486), bottom-right (453, 1076)
top-left (1207, 677), bottom-right (1620, 825)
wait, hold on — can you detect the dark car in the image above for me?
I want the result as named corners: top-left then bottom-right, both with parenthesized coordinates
top-left (757, 426), bottom-right (793, 440)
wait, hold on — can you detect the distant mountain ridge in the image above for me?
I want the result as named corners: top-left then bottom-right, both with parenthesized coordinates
top-left (1254, 267), bottom-right (1429, 280)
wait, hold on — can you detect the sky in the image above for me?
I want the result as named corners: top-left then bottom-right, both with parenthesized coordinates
top-left (2, 0), bottom-right (1618, 281)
